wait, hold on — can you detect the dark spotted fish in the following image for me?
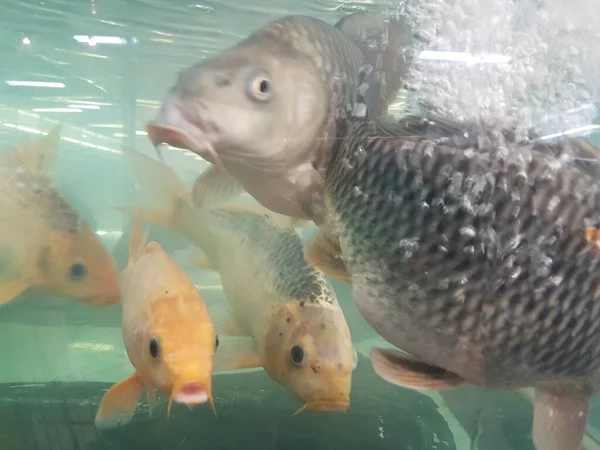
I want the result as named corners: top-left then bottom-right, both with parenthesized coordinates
top-left (305, 90), bottom-right (600, 450)
top-left (119, 149), bottom-right (357, 413)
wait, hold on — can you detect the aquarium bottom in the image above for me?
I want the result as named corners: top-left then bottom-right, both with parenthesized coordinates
top-left (0, 354), bottom-right (542, 450)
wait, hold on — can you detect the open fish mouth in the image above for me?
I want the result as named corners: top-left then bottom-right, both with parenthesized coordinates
top-left (146, 99), bottom-right (224, 170)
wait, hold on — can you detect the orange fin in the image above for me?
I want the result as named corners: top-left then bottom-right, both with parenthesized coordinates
top-left (95, 373), bottom-right (145, 429)
top-left (304, 229), bottom-right (351, 283)
top-left (191, 165), bottom-right (245, 210)
top-left (127, 214), bottom-right (150, 267)
top-left (16, 125), bottom-right (61, 173)
top-left (369, 348), bottom-right (464, 391)
top-left (213, 336), bottom-right (262, 373)
top-left (0, 277), bottom-right (30, 305)
top-left (532, 389), bottom-right (589, 450)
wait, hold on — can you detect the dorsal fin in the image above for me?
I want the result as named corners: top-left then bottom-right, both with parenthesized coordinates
top-left (127, 214), bottom-right (150, 267)
top-left (15, 125), bottom-right (62, 173)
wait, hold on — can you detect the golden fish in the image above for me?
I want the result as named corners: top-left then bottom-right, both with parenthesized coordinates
top-left (94, 215), bottom-right (218, 429)
top-left (119, 150), bottom-right (357, 413)
top-left (0, 126), bottom-right (120, 307)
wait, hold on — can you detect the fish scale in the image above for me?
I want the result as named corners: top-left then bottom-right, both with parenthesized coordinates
top-left (326, 117), bottom-right (600, 388)
top-left (209, 208), bottom-right (335, 306)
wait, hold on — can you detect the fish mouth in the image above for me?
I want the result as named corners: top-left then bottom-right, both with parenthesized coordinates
top-left (173, 381), bottom-right (209, 405)
top-left (168, 381), bottom-right (217, 417)
top-left (293, 400), bottom-right (350, 414)
top-left (146, 99), bottom-right (224, 170)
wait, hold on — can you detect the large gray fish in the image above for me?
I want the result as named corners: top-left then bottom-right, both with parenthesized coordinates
top-left (146, 12), bottom-right (411, 224)
top-left (305, 89), bottom-right (600, 449)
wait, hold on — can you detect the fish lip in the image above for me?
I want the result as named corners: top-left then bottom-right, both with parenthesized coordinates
top-left (146, 99), bottom-right (223, 168)
top-left (171, 381), bottom-right (210, 406)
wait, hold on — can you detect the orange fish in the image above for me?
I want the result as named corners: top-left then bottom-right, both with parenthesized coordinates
top-left (94, 216), bottom-right (218, 429)
top-left (585, 226), bottom-right (600, 255)
top-left (0, 126), bottom-right (120, 307)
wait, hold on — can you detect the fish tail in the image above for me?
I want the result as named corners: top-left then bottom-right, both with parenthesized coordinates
top-left (119, 149), bottom-right (196, 234)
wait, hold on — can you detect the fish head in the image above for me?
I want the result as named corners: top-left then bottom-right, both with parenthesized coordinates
top-left (146, 42), bottom-right (328, 172)
top-left (262, 301), bottom-right (357, 412)
top-left (132, 295), bottom-right (218, 412)
top-left (40, 223), bottom-right (121, 306)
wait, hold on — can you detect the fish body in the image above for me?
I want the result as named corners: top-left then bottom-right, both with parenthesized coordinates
top-left (95, 216), bottom-right (217, 429)
top-left (146, 12), bottom-right (409, 223)
top-left (0, 127), bottom-right (120, 307)
top-left (306, 112), bottom-right (600, 449)
top-left (121, 150), bottom-right (357, 413)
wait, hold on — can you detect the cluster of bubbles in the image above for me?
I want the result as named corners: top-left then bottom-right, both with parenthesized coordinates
top-left (389, 0), bottom-right (600, 139)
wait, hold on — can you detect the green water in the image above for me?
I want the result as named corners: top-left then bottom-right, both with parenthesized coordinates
top-left (0, 0), bottom-right (599, 449)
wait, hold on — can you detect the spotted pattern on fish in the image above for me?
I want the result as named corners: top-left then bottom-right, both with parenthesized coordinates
top-left (0, 150), bottom-right (81, 232)
top-left (211, 208), bottom-right (336, 308)
top-left (326, 116), bottom-right (600, 389)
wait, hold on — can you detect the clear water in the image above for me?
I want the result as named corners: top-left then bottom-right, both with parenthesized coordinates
top-left (0, 0), bottom-right (599, 449)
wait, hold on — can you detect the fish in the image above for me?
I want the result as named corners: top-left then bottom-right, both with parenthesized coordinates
top-left (0, 126), bottom-right (120, 307)
top-left (118, 150), bottom-right (357, 413)
top-left (94, 215), bottom-right (218, 429)
top-left (304, 70), bottom-right (600, 449)
top-left (146, 12), bottom-right (412, 224)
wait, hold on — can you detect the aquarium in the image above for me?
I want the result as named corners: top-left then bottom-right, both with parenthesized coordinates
top-left (0, 0), bottom-right (599, 449)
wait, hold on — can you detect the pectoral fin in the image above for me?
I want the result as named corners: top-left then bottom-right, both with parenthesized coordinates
top-left (532, 389), bottom-right (589, 450)
top-left (95, 373), bottom-right (145, 429)
top-left (369, 348), bottom-right (464, 391)
top-left (191, 165), bottom-right (244, 210)
top-left (303, 229), bottom-right (351, 283)
top-left (213, 336), bottom-right (262, 373)
top-left (0, 277), bottom-right (30, 305)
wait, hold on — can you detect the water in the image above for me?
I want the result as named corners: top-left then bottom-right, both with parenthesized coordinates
top-left (0, 0), bottom-right (599, 449)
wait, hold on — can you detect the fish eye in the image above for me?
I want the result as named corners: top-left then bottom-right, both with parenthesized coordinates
top-left (215, 334), bottom-right (219, 349)
top-left (69, 263), bottom-right (87, 281)
top-left (149, 338), bottom-right (160, 359)
top-left (290, 345), bottom-right (305, 365)
top-left (245, 69), bottom-right (272, 102)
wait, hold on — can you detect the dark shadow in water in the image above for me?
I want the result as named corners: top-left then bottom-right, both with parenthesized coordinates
top-left (0, 355), bottom-right (456, 450)
top-left (440, 386), bottom-right (536, 450)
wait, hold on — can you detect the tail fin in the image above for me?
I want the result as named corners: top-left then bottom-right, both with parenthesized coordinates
top-left (119, 150), bottom-right (195, 232)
